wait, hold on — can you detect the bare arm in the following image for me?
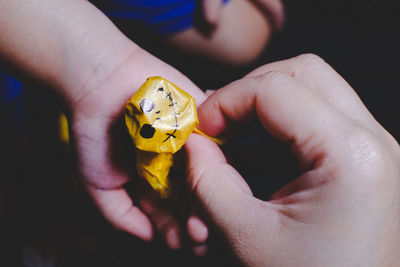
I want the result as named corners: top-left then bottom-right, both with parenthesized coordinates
top-left (0, 0), bottom-right (208, 251)
top-left (0, 0), bottom-right (205, 103)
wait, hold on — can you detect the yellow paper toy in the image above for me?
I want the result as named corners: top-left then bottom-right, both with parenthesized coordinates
top-left (125, 76), bottom-right (201, 198)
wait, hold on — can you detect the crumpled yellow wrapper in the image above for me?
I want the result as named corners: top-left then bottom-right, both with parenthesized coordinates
top-left (125, 76), bottom-right (221, 198)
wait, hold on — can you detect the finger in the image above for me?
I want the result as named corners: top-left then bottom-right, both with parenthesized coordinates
top-left (244, 54), bottom-right (377, 128)
top-left (187, 215), bottom-right (208, 244)
top-left (87, 186), bottom-right (153, 241)
top-left (138, 192), bottom-right (183, 250)
top-left (185, 134), bottom-right (262, 236)
top-left (202, 0), bottom-right (224, 25)
top-left (205, 89), bottom-right (216, 97)
top-left (185, 134), bottom-right (278, 252)
top-left (187, 214), bottom-right (209, 256)
top-left (197, 71), bottom-right (353, 169)
top-left (192, 243), bottom-right (208, 257)
top-left (255, 0), bottom-right (285, 30)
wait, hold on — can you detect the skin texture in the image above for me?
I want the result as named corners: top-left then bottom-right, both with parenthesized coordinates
top-left (0, 0), bottom-right (283, 255)
top-left (185, 54), bottom-right (400, 266)
top-left (0, 0), bottom-right (209, 253)
top-left (167, 0), bottom-right (284, 66)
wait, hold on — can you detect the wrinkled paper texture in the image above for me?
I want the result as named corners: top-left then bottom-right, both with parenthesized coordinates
top-left (125, 77), bottom-right (198, 197)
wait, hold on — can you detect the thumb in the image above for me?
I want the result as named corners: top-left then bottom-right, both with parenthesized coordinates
top-left (185, 134), bottom-right (282, 264)
top-left (257, 0), bottom-right (285, 31)
top-left (185, 133), bottom-right (254, 230)
top-left (202, 0), bottom-right (223, 26)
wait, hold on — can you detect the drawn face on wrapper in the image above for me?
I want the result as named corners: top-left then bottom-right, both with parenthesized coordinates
top-left (125, 76), bottom-right (199, 154)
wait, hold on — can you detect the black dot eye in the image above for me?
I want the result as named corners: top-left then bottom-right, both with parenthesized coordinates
top-left (140, 124), bottom-right (155, 139)
top-left (140, 99), bottom-right (154, 113)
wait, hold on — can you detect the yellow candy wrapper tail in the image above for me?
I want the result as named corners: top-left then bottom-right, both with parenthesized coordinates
top-left (193, 127), bottom-right (226, 145)
top-left (59, 113), bottom-right (70, 144)
top-left (136, 151), bottom-right (173, 198)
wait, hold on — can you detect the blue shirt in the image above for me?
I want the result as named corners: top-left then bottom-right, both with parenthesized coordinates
top-left (91, 0), bottom-right (230, 35)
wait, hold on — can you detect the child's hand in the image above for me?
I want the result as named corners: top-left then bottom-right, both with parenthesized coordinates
top-left (254, 0), bottom-right (285, 30)
top-left (202, 0), bottom-right (224, 26)
top-left (0, 0), bottom-right (209, 254)
top-left (185, 54), bottom-right (400, 266)
top-left (202, 0), bottom-right (285, 30)
top-left (70, 47), bottom-right (208, 252)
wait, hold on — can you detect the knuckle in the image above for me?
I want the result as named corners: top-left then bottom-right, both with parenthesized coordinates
top-left (293, 53), bottom-right (328, 74)
top-left (253, 71), bottom-right (292, 87)
top-left (345, 125), bottom-right (393, 189)
top-left (284, 53), bottom-right (331, 81)
top-left (294, 53), bottom-right (326, 66)
top-left (248, 71), bottom-right (299, 101)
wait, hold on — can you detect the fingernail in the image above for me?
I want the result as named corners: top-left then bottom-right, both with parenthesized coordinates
top-left (193, 244), bottom-right (208, 257)
top-left (187, 216), bottom-right (209, 243)
top-left (166, 227), bottom-right (182, 250)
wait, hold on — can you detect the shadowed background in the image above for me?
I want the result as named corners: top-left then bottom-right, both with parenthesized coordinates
top-left (1, 0), bottom-right (398, 266)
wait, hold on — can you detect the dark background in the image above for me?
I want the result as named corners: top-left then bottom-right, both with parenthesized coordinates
top-left (1, 0), bottom-right (399, 266)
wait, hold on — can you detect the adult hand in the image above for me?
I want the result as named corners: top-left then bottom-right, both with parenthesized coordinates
top-left (185, 54), bottom-right (400, 266)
